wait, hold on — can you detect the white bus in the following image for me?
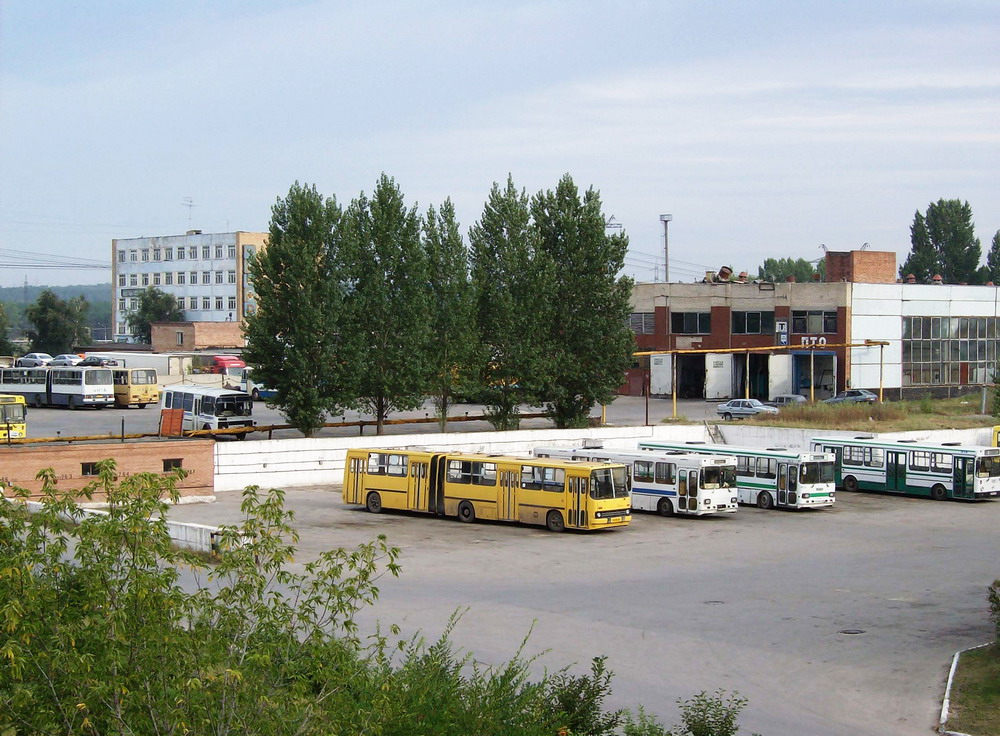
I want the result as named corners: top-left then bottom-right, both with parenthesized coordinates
top-left (811, 436), bottom-right (1000, 501)
top-left (0, 366), bottom-right (114, 409)
top-left (638, 440), bottom-right (836, 510)
top-left (533, 445), bottom-right (738, 516)
top-left (159, 386), bottom-right (254, 437)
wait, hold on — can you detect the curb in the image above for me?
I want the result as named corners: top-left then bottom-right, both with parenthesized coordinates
top-left (939, 641), bottom-right (992, 735)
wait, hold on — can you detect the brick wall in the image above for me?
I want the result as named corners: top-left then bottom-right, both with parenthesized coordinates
top-left (151, 321), bottom-right (245, 352)
top-left (825, 250), bottom-right (896, 283)
top-left (0, 439), bottom-right (215, 502)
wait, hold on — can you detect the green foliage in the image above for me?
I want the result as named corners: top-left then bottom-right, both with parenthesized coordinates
top-left (901, 211), bottom-right (936, 282)
top-left (671, 690), bottom-right (751, 736)
top-left (125, 285), bottom-right (185, 343)
top-left (987, 231), bottom-right (1000, 284)
top-left (901, 199), bottom-right (983, 284)
top-left (989, 580), bottom-right (1000, 643)
top-left (0, 302), bottom-right (17, 355)
top-left (756, 257), bottom-right (823, 283)
top-left (919, 393), bottom-right (934, 413)
top-left (24, 288), bottom-right (90, 354)
top-left (542, 656), bottom-right (622, 735)
top-left (424, 199), bottom-right (477, 431)
top-left (243, 181), bottom-right (356, 437)
top-left (341, 174), bottom-right (433, 434)
top-left (531, 175), bottom-right (635, 428)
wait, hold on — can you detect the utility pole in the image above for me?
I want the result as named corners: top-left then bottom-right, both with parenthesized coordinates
top-left (659, 214), bottom-right (672, 283)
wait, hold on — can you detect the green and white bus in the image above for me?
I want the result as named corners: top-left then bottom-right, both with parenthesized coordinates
top-left (810, 436), bottom-right (1000, 501)
top-left (638, 440), bottom-right (836, 510)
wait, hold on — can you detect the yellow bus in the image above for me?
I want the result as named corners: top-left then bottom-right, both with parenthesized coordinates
top-left (343, 448), bottom-right (632, 532)
top-left (0, 394), bottom-right (27, 439)
top-left (111, 367), bottom-right (160, 408)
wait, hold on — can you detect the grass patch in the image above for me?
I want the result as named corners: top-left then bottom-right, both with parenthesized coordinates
top-left (947, 643), bottom-right (1000, 735)
top-left (741, 396), bottom-right (995, 433)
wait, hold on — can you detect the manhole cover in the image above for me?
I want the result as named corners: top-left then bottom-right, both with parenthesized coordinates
top-left (704, 600), bottom-right (725, 605)
top-left (839, 629), bottom-right (866, 635)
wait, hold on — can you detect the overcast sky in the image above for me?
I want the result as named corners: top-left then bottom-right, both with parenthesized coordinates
top-left (2, 0), bottom-right (998, 287)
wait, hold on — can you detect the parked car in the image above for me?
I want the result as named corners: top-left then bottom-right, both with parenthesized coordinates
top-left (77, 356), bottom-right (120, 367)
top-left (766, 393), bottom-right (807, 409)
top-left (822, 389), bottom-right (878, 404)
top-left (16, 352), bottom-right (53, 367)
top-left (50, 353), bottom-right (83, 366)
top-left (716, 398), bottom-right (779, 420)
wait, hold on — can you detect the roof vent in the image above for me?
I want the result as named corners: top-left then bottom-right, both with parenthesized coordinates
top-left (186, 229), bottom-right (202, 235)
top-left (941, 442), bottom-right (962, 446)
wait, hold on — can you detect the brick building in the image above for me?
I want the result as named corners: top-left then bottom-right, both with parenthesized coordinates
top-left (151, 321), bottom-right (245, 352)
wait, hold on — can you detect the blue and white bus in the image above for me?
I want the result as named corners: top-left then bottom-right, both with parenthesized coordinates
top-left (0, 366), bottom-right (114, 409)
top-left (160, 386), bottom-right (254, 437)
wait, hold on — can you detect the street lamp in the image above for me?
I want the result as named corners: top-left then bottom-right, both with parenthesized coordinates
top-left (659, 214), bottom-right (673, 283)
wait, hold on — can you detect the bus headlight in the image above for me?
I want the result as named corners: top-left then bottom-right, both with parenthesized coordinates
top-left (801, 493), bottom-right (810, 499)
top-left (731, 497), bottom-right (738, 504)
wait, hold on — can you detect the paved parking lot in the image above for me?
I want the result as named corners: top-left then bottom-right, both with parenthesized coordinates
top-left (167, 486), bottom-right (1000, 736)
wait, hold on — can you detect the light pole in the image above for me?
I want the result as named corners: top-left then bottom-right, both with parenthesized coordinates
top-left (659, 214), bottom-right (672, 282)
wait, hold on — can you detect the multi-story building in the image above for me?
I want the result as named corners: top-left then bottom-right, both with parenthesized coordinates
top-left (627, 250), bottom-right (1000, 400)
top-left (111, 230), bottom-right (267, 342)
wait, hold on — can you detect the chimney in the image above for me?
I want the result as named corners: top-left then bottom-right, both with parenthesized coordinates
top-left (931, 274), bottom-right (943, 284)
top-left (786, 275), bottom-right (796, 283)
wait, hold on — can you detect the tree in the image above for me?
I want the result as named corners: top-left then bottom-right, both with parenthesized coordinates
top-left (243, 182), bottom-right (355, 437)
top-left (986, 231), bottom-right (1000, 284)
top-left (25, 289), bottom-right (89, 354)
top-left (469, 176), bottom-right (548, 430)
top-left (125, 286), bottom-right (185, 343)
top-left (756, 257), bottom-right (824, 283)
top-left (531, 174), bottom-right (635, 428)
top-left (341, 174), bottom-right (432, 434)
top-left (0, 302), bottom-right (17, 356)
top-left (424, 199), bottom-right (477, 431)
top-left (901, 199), bottom-right (982, 284)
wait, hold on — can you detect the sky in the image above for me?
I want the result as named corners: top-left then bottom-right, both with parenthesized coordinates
top-left (1, 0), bottom-right (999, 287)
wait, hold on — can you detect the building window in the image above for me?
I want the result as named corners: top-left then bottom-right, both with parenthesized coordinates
top-left (176, 332), bottom-right (184, 346)
top-left (153, 248), bottom-right (161, 261)
top-left (163, 458), bottom-right (183, 472)
top-left (628, 313), bottom-right (655, 334)
top-left (128, 299), bottom-right (138, 310)
top-left (228, 296), bottom-right (236, 310)
top-left (901, 315), bottom-right (997, 387)
top-left (118, 275), bottom-right (126, 286)
top-left (228, 244), bottom-right (236, 258)
top-left (670, 312), bottom-right (711, 334)
top-left (202, 246), bottom-right (211, 259)
top-left (792, 310), bottom-right (837, 334)
top-left (202, 271), bottom-right (211, 284)
top-left (130, 250), bottom-right (138, 262)
top-left (227, 270), bottom-right (236, 284)
top-left (189, 246), bottom-right (197, 259)
top-left (215, 297), bottom-right (223, 310)
top-left (215, 245), bottom-right (224, 258)
top-left (118, 250), bottom-right (126, 262)
top-left (129, 274), bottom-right (138, 286)
top-left (202, 297), bottom-right (210, 310)
top-left (191, 271), bottom-right (198, 283)
top-left (164, 272), bottom-right (173, 285)
top-left (213, 271), bottom-right (222, 284)
top-left (177, 272), bottom-right (186, 285)
top-left (142, 274), bottom-right (150, 286)
top-left (176, 297), bottom-right (185, 309)
top-left (153, 273), bottom-right (161, 286)
top-left (142, 249), bottom-right (149, 262)
top-left (732, 311), bottom-right (775, 335)
top-left (118, 298), bottom-right (126, 311)
top-left (164, 247), bottom-right (173, 260)
top-left (81, 462), bottom-right (100, 476)
top-left (177, 247), bottom-right (185, 260)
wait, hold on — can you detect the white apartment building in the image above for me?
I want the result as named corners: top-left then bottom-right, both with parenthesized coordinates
top-left (111, 230), bottom-right (267, 342)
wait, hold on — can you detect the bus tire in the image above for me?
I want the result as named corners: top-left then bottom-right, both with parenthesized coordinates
top-left (138, 403), bottom-right (147, 409)
top-left (843, 475), bottom-right (859, 492)
top-left (657, 498), bottom-right (675, 517)
top-left (251, 388), bottom-right (260, 401)
top-left (757, 492), bottom-right (774, 510)
top-left (930, 484), bottom-right (948, 501)
top-left (366, 492), bottom-right (383, 514)
top-left (68, 396), bottom-right (78, 410)
top-left (457, 500), bottom-right (475, 523)
top-left (546, 510), bottom-right (566, 532)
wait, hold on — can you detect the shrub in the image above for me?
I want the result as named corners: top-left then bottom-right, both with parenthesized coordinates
top-left (989, 580), bottom-right (1000, 643)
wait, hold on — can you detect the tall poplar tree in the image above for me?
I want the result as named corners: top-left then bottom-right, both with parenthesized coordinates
top-left (531, 174), bottom-right (635, 428)
top-left (900, 211), bottom-right (936, 282)
top-left (242, 182), bottom-right (354, 437)
top-left (985, 231), bottom-right (1000, 284)
top-left (341, 174), bottom-right (431, 434)
top-left (468, 176), bottom-right (548, 430)
top-left (424, 199), bottom-right (476, 431)
top-left (901, 199), bottom-right (982, 283)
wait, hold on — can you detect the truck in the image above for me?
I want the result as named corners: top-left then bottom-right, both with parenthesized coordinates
top-left (83, 352), bottom-right (192, 377)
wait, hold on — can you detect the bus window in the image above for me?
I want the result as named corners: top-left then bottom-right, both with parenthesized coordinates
top-left (688, 470), bottom-right (698, 497)
top-left (202, 395), bottom-right (216, 415)
top-left (655, 461), bottom-right (675, 484)
top-left (591, 466), bottom-right (629, 499)
top-left (132, 369), bottom-right (156, 385)
top-left (800, 462), bottom-right (835, 485)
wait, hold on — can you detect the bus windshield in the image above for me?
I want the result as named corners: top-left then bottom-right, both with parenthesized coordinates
top-left (975, 456), bottom-right (1000, 478)
top-left (85, 369), bottom-right (113, 385)
top-left (701, 465), bottom-right (736, 488)
top-left (0, 403), bottom-right (24, 423)
top-left (214, 395), bottom-right (252, 418)
top-left (801, 462), bottom-right (835, 485)
top-left (591, 466), bottom-right (630, 499)
top-left (131, 369), bottom-right (157, 385)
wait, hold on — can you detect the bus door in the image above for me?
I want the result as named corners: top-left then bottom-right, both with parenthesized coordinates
top-left (687, 470), bottom-right (698, 512)
top-left (346, 455), bottom-right (366, 505)
top-left (886, 451), bottom-right (906, 492)
top-left (498, 470), bottom-right (517, 521)
top-left (953, 458), bottom-right (974, 499)
top-left (787, 464), bottom-right (798, 505)
top-left (778, 464), bottom-right (788, 506)
top-left (427, 454), bottom-right (447, 516)
top-left (821, 445), bottom-right (843, 484)
top-left (568, 476), bottom-right (585, 528)
top-left (408, 461), bottom-right (430, 511)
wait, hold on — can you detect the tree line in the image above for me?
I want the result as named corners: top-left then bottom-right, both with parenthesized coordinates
top-left (243, 174), bottom-right (636, 436)
top-left (900, 198), bottom-right (1000, 284)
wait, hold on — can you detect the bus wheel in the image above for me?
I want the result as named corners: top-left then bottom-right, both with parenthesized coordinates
top-left (657, 498), bottom-right (675, 517)
top-left (757, 492), bottom-right (774, 510)
top-left (457, 500), bottom-right (475, 523)
top-left (366, 492), bottom-right (383, 514)
top-left (137, 403), bottom-right (147, 409)
top-left (843, 476), bottom-right (859, 492)
top-left (252, 388), bottom-right (260, 401)
top-left (930, 484), bottom-right (948, 501)
top-left (546, 510), bottom-right (565, 532)
top-left (68, 397), bottom-right (78, 410)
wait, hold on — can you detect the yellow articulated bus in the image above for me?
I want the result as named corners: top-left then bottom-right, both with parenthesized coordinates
top-left (111, 367), bottom-right (160, 408)
top-left (0, 394), bottom-right (27, 439)
top-left (343, 448), bottom-right (632, 532)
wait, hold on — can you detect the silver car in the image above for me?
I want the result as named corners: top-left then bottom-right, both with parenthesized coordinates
top-left (16, 352), bottom-right (53, 367)
top-left (717, 398), bottom-right (780, 420)
top-left (50, 353), bottom-right (83, 366)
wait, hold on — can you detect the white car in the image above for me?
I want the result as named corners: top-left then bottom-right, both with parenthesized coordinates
top-left (16, 352), bottom-right (53, 367)
top-left (716, 398), bottom-right (779, 420)
top-left (50, 353), bottom-right (83, 366)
